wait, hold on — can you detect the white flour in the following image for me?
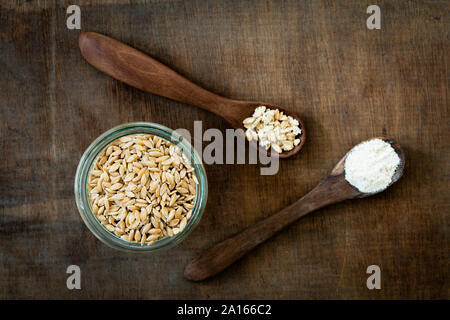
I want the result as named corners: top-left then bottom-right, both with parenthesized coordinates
top-left (344, 139), bottom-right (400, 193)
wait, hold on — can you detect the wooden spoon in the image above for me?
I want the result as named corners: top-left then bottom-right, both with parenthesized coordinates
top-left (184, 137), bottom-right (405, 281)
top-left (78, 32), bottom-right (305, 158)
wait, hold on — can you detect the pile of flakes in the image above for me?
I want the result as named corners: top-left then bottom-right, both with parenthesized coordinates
top-left (243, 106), bottom-right (302, 153)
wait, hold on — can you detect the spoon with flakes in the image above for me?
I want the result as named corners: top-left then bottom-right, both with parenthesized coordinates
top-left (78, 32), bottom-right (305, 158)
top-left (184, 137), bottom-right (405, 281)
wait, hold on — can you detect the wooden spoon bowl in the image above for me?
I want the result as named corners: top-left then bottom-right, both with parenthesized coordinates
top-left (184, 137), bottom-right (405, 281)
top-left (332, 137), bottom-right (405, 198)
top-left (78, 32), bottom-right (305, 158)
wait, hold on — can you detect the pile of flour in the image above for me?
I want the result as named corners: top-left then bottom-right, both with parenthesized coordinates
top-left (344, 139), bottom-right (401, 193)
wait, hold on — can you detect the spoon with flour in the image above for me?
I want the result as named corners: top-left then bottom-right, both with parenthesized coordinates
top-left (184, 137), bottom-right (405, 281)
top-left (78, 32), bottom-right (305, 158)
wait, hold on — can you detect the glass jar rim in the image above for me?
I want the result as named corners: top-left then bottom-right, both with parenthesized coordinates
top-left (74, 122), bottom-right (208, 253)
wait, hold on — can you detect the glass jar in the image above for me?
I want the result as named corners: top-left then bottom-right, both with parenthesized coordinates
top-left (74, 122), bottom-right (208, 252)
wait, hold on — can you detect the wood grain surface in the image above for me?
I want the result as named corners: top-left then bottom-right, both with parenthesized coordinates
top-left (0, 0), bottom-right (448, 299)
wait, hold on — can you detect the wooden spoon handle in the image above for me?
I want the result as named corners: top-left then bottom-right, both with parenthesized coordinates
top-left (79, 32), bottom-right (231, 114)
top-left (184, 177), bottom-right (352, 281)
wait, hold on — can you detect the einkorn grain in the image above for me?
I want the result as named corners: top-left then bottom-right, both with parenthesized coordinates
top-left (87, 134), bottom-right (198, 246)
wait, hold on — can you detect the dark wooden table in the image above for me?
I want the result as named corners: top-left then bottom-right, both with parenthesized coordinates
top-left (0, 0), bottom-right (448, 299)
